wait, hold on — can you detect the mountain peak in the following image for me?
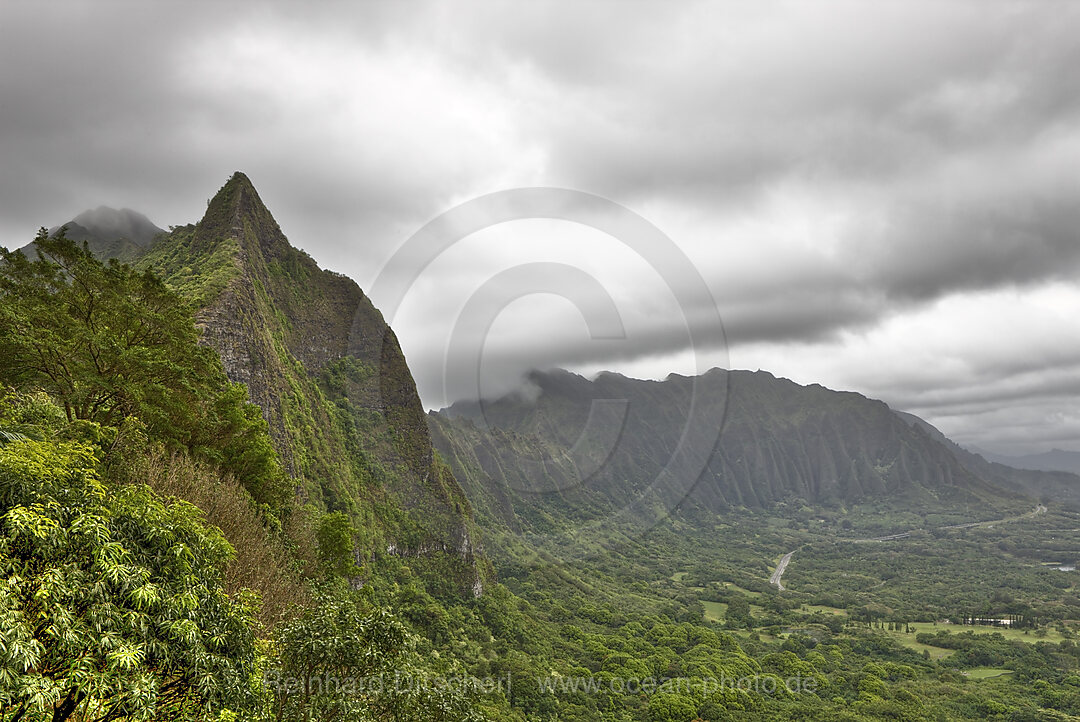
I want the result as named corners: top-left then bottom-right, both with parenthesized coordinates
top-left (65, 206), bottom-right (162, 246)
top-left (218, 170), bottom-right (261, 201)
top-left (46, 206), bottom-right (163, 244)
top-left (194, 171), bottom-right (286, 257)
top-left (135, 172), bottom-right (486, 592)
top-left (23, 206), bottom-right (165, 263)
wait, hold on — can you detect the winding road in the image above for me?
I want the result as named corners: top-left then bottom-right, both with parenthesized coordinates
top-left (770, 551), bottom-right (795, 591)
top-left (853, 504), bottom-right (1047, 541)
top-left (766, 505), bottom-right (1046, 590)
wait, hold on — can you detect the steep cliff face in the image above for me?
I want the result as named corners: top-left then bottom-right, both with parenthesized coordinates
top-left (138, 173), bottom-right (486, 593)
top-left (431, 368), bottom-right (1022, 534)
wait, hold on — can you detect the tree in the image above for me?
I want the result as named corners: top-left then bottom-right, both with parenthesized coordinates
top-left (315, 512), bottom-right (360, 578)
top-left (1, 230), bottom-right (205, 428)
top-left (726, 594), bottom-right (753, 630)
top-left (0, 231), bottom-right (287, 512)
top-left (267, 585), bottom-right (483, 721)
top-left (646, 692), bottom-right (699, 722)
top-left (0, 438), bottom-right (260, 721)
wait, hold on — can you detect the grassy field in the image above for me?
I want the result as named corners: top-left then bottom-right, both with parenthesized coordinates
top-left (876, 621), bottom-right (1066, 661)
top-left (897, 621), bottom-right (1067, 644)
top-left (702, 598), bottom-right (768, 624)
top-left (718, 582), bottom-right (763, 599)
top-left (882, 630), bottom-right (953, 660)
top-left (702, 600), bottom-right (727, 623)
top-left (962, 667), bottom-right (1014, 679)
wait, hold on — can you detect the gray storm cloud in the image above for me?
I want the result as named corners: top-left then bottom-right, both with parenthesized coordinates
top-left (2, 0), bottom-right (1078, 453)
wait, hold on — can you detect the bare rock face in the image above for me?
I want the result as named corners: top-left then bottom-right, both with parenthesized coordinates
top-left (139, 172), bottom-right (488, 594)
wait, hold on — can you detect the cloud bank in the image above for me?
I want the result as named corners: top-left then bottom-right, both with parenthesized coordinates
top-left (2, 0), bottom-right (1078, 453)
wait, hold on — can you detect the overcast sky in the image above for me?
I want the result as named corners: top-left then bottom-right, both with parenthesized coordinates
top-left (2, 0), bottom-right (1079, 455)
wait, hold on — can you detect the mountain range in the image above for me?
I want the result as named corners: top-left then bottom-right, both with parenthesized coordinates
top-left (14, 171), bottom-right (1080, 721)
top-left (430, 369), bottom-right (1079, 547)
top-left (32, 173), bottom-right (1080, 585)
top-left (968, 446), bottom-right (1080, 477)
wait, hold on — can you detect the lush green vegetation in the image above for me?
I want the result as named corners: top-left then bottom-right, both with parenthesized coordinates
top-left (0, 237), bottom-right (478, 720)
top-left (0, 434), bottom-right (259, 721)
top-left (135, 174), bottom-right (487, 600)
top-left (0, 231), bottom-right (286, 514)
top-left (6, 191), bottom-right (1080, 720)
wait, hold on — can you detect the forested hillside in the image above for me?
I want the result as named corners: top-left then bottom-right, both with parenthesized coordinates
top-left (5, 174), bottom-right (1080, 721)
top-left (137, 172), bottom-right (485, 595)
top-left (0, 232), bottom-right (483, 720)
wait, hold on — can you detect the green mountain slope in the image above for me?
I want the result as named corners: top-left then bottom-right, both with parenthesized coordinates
top-left (10, 177), bottom-right (1080, 721)
top-left (432, 368), bottom-right (1025, 539)
top-left (138, 172), bottom-right (487, 594)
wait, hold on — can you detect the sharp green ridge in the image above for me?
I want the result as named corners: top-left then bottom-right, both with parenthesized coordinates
top-left (138, 172), bottom-right (489, 595)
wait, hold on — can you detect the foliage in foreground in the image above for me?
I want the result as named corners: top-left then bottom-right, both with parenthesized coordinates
top-left (0, 438), bottom-right (259, 721)
top-left (0, 393), bottom-right (486, 721)
top-left (267, 585), bottom-right (484, 722)
top-left (0, 232), bottom-right (486, 720)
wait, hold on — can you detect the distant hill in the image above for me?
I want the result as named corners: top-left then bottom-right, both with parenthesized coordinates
top-left (19, 206), bottom-right (164, 262)
top-left (968, 445), bottom-right (1080, 477)
top-left (894, 411), bottom-right (1080, 505)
